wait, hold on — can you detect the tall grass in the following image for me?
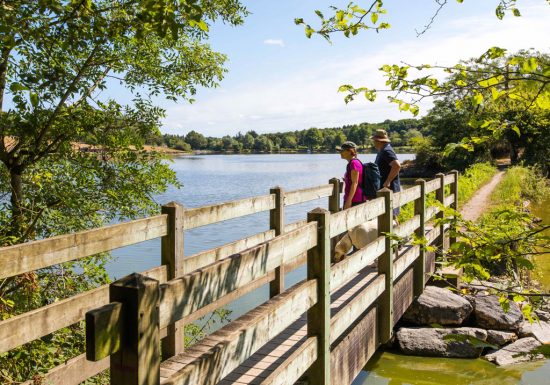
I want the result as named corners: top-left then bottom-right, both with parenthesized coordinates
top-left (490, 165), bottom-right (550, 207)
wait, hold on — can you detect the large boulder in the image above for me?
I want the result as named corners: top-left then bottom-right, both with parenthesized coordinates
top-left (396, 327), bottom-right (487, 358)
top-left (486, 330), bottom-right (518, 346)
top-left (530, 321), bottom-right (550, 344)
top-left (403, 286), bottom-right (473, 326)
top-left (484, 337), bottom-right (544, 366)
top-left (473, 295), bottom-right (523, 331)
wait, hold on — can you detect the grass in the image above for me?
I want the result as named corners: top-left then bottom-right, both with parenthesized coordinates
top-left (490, 165), bottom-right (550, 208)
top-left (397, 162), bottom-right (498, 222)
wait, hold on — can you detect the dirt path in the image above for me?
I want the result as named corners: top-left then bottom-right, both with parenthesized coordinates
top-left (460, 171), bottom-right (505, 221)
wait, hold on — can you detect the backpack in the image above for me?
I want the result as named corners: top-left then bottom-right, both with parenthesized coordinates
top-left (347, 159), bottom-right (381, 200)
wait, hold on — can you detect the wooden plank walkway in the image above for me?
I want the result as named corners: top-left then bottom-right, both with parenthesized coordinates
top-left (159, 256), bottom-right (385, 384)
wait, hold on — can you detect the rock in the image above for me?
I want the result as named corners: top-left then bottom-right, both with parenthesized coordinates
top-left (519, 321), bottom-right (533, 338)
top-left (396, 327), bottom-right (487, 358)
top-left (530, 320), bottom-right (550, 344)
top-left (403, 286), bottom-right (473, 326)
top-left (535, 310), bottom-right (550, 322)
top-left (484, 337), bottom-right (544, 366)
top-left (486, 330), bottom-right (518, 346)
top-left (473, 295), bottom-right (523, 331)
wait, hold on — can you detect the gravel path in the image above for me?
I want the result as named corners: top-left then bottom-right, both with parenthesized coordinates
top-left (460, 171), bottom-right (505, 222)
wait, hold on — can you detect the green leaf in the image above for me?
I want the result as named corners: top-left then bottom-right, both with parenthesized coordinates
top-left (30, 92), bottom-right (39, 108)
top-left (9, 82), bottom-right (29, 92)
top-left (511, 125), bottom-right (521, 137)
top-left (472, 93), bottom-right (483, 105)
top-left (371, 12), bottom-right (378, 24)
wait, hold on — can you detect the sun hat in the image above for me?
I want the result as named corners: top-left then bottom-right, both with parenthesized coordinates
top-left (370, 129), bottom-right (391, 143)
top-left (335, 141), bottom-right (358, 152)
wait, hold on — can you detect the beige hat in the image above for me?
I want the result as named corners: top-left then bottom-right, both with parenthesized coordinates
top-left (370, 129), bottom-right (390, 143)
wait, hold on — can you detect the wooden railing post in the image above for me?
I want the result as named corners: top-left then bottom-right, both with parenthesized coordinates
top-left (328, 177), bottom-right (341, 213)
top-left (435, 173), bottom-right (446, 256)
top-left (306, 208), bottom-right (331, 385)
top-left (269, 187), bottom-right (285, 297)
top-left (110, 273), bottom-right (160, 385)
top-left (450, 170), bottom-right (459, 245)
top-left (377, 188), bottom-right (394, 344)
top-left (161, 202), bottom-right (185, 358)
top-left (413, 179), bottom-right (426, 296)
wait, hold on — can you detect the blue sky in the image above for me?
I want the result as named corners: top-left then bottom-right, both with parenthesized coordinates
top-left (159, 0), bottom-right (550, 137)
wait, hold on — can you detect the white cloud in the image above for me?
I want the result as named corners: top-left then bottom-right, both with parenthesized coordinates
top-left (263, 39), bottom-right (285, 47)
top-left (163, 3), bottom-right (550, 136)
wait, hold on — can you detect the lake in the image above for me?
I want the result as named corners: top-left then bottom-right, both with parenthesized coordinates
top-left (107, 154), bottom-right (549, 385)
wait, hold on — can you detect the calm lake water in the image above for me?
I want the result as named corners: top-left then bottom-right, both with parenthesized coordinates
top-left (107, 154), bottom-right (549, 385)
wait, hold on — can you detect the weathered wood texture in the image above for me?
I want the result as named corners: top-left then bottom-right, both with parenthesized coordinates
top-left (330, 274), bottom-right (384, 344)
top-left (86, 302), bottom-right (123, 361)
top-left (392, 185), bottom-right (421, 209)
top-left (110, 274), bottom-right (160, 385)
top-left (183, 230), bottom-right (276, 273)
top-left (330, 307), bottom-right (378, 385)
top-left (329, 197), bottom-right (385, 238)
top-left (377, 189), bottom-right (393, 344)
top-left (0, 265), bottom-right (166, 354)
top-left (270, 187), bottom-right (286, 297)
top-left (306, 209), bottom-right (331, 385)
top-left (393, 245), bottom-right (421, 281)
top-left (443, 173), bottom-right (456, 186)
top-left (425, 178), bottom-right (441, 194)
top-left (393, 215), bottom-right (421, 239)
top-left (393, 268), bottom-right (414, 325)
top-left (426, 205), bottom-right (441, 221)
top-left (161, 202), bottom-right (185, 358)
top-left (413, 179), bottom-right (426, 296)
top-left (0, 215), bottom-right (167, 279)
top-left (184, 194), bottom-right (275, 229)
top-left (444, 194), bottom-right (455, 207)
top-left (258, 336), bottom-right (318, 385)
top-left (284, 184), bottom-right (333, 206)
top-left (159, 223), bottom-right (317, 328)
top-left (330, 236), bottom-right (385, 290)
top-left (160, 280), bottom-right (317, 385)
top-left (21, 354), bottom-right (109, 385)
top-left (328, 178), bottom-right (341, 213)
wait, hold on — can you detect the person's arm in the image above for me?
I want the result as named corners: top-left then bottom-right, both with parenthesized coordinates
top-left (383, 160), bottom-right (401, 188)
top-left (344, 169), bottom-right (360, 209)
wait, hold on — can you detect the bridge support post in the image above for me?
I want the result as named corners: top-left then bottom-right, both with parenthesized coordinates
top-left (413, 179), bottom-right (426, 296)
top-left (377, 188), bottom-right (394, 344)
top-left (449, 170), bottom-right (459, 245)
top-left (306, 208), bottom-right (331, 385)
top-left (110, 273), bottom-right (160, 385)
top-left (435, 173), bottom-right (447, 259)
top-left (270, 187), bottom-right (285, 297)
top-left (328, 177), bottom-right (341, 213)
top-left (161, 202), bottom-right (185, 358)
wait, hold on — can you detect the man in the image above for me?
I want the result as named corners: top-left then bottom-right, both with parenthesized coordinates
top-left (372, 129), bottom-right (401, 216)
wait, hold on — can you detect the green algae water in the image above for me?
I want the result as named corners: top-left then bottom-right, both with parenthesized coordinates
top-left (356, 351), bottom-right (550, 385)
top-left (355, 197), bottom-right (550, 385)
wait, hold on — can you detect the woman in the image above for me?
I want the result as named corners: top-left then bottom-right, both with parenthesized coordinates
top-left (336, 141), bottom-right (365, 209)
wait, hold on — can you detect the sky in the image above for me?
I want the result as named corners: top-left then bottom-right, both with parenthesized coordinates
top-left (157, 0), bottom-right (550, 137)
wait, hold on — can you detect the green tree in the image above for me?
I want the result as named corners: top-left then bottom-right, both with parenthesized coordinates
top-left (304, 127), bottom-right (323, 150)
top-left (0, 0), bottom-right (247, 382)
top-left (186, 130), bottom-right (208, 150)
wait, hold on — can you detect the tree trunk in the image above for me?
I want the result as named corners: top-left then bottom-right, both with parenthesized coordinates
top-left (9, 165), bottom-right (24, 238)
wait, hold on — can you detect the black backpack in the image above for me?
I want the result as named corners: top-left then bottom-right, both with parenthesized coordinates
top-left (347, 159), bottom-right (381, 200)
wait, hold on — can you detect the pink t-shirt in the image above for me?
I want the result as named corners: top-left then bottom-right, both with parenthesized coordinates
top-left (344, 159), bottom-right (364, 203)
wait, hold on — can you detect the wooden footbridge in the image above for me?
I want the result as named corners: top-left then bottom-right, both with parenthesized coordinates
top-left (0, 172), bottom-right (459, 385)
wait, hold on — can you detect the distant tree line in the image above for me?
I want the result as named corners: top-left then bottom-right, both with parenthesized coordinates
top-left (148, 118), bottom-right (424, 153)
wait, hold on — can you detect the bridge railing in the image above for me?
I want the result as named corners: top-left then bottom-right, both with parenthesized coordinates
top-left (0, 170), bottom-right (459, 385)
top-left (0, 178), bottom-right (340, 384)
